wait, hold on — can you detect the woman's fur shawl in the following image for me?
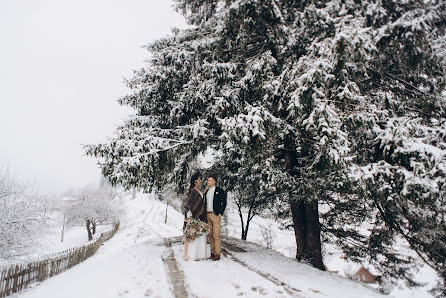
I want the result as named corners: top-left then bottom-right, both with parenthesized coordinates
top-left (184, 188), bottom-right (207, 222)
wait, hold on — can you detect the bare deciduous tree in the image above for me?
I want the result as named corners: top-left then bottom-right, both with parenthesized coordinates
top-left (64, 185), bottom-right (121, 241)
top-left (0, 168), bottom-right (51, 261)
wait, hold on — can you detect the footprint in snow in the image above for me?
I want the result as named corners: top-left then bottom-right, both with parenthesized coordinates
top-left (117, 288), bottom-right (129, 296)
top-left (144, 289), bottom-right (154, 296)
top-left (251, 287), bottom-right (268, 295)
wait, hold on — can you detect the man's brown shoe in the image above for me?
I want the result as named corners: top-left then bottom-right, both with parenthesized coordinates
top-left (209, 253), bottom-right (215, 260)
top-left (212, 254), bottom-right (220, 261)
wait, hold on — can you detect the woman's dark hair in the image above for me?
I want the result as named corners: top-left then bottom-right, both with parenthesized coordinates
top-left (189, 171), bottom-right (201, 188)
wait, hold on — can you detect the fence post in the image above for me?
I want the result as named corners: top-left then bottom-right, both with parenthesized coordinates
top-left (0, 267), bottom-right (5, 297)
top-left (4, 266), bottom-right (12, 296)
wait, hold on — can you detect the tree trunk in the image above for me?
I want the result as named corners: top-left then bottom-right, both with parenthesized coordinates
top-left (237, 203), bottom-right (247, 240)
top-left (241, 219), bottom-right (251, 240)
top-left (237, 202), bottom-right (254, 241)
top-left (285, 148), bottom-right (325, 271)
top-left (291, 199), bottom-right (325, 271)
top-left (242, 206), bottom-right (254, 241)
top-left (242, 219), bottom-right (250, 240)
top-left (91, 222), bottom-right (96, 234)
top-left (165, 199), bottom-right (169, 224)
top-left (61, 214), bottom-right (65, 242)
top-left (241, 230), bottom-right (247, 240)
top-left (86, 220), bottom-right (93, 241)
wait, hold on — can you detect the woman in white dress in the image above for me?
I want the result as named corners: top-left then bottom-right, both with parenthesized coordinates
top-left (183, 172), bottom-right (209, 261)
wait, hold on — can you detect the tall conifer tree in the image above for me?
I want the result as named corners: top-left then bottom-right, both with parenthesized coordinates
top-left (85, 0), bottom-right (445, 293)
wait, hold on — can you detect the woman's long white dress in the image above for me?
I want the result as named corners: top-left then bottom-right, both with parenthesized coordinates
top-left (185, 191), bottom-right (209, 261)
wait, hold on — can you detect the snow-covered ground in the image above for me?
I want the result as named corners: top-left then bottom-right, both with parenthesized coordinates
top-left (220, 202), bottom-right (438, 298)
top-left (0, 210), bottom-right (112, 267)
top-left (10, 192), bottom-right (436, 297)
top-left (11, 193), bottom-right (179, 298)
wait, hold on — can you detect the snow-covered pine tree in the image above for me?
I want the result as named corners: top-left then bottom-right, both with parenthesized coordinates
top-left (342, 0), bottom-right (446, 293)
top-left (85, 0), bottom-right (446, 292)
top-left (212, 146), bottom-right (274, 240)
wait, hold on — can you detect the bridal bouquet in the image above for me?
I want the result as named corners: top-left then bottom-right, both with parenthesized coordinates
top-left (184, 218), bottom-right (209, 242)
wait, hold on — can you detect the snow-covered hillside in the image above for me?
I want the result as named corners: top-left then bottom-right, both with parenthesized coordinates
top-left (10, 192), bottom-right (400, 298)
top-left (220, 201), bottom-right (438, 298)
top-left (11, 193), bottom-right (180, 298)
top-left (0, 210), bottom-right (112, 267)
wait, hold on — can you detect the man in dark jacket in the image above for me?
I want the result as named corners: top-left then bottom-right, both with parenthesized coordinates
top-left (204, 175), bottom-right (227, 261)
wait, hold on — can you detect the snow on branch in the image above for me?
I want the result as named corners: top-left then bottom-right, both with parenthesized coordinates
top-left (0, 168), bottom-right (52, 262)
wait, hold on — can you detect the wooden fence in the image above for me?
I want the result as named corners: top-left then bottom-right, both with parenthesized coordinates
top-left (0, 222), bottom-right (119, 297)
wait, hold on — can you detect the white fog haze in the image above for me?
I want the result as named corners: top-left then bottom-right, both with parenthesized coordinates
top-left (0, 0), bottom-right (187, 194)
top-left (0, 1), bottom-right (444, 297)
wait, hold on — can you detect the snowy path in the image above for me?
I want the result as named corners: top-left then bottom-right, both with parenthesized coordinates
top-left (162, 237), bottom-right (188, 298)
top-left (11, 225), bottom-right (173, 298)
top-left (11, 195), bottom-right (387, 298)
top-left (11, 196), bottom-right (180, 298)
top-left (172, 242), bottom-right (300, 298)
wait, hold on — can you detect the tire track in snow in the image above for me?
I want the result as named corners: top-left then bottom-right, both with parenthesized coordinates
top-left (145, 201), bottom-right (181, 238)
top-left (221, 247), bottom-right (305, 297)
top-left (131, 200), bottom-right (169, 243)
top-left (162, 237), bottom-right (189, 298)
top-left (138, 200), bottom-right (181, 240)
top-left (164, 236), bottom-right (302, 298)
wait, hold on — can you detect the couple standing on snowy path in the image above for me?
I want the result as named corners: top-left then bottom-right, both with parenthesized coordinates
top-left (183, 172), bottom-right (227, 262)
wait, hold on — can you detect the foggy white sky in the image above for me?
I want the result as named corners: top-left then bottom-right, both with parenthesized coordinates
top-left (0, 0), bottom-right (187, 194)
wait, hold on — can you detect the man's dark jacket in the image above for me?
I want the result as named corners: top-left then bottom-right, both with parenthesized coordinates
top-left (204, 186), bottom-right (227, 216)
